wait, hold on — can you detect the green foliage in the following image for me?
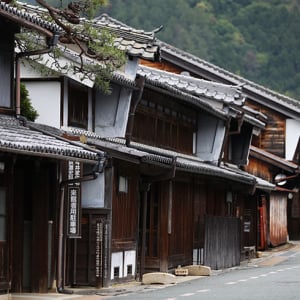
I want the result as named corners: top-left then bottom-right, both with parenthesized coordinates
top-left (20, 83), bottom-right (39, 122)
top-left (17, 0), bottom-right (126, 94)
top-left (100, 0), bottom-right (300, 99)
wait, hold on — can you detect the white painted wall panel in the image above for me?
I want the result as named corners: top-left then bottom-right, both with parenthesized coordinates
top-left (81, 173), bottom-right (105, 208)
top-left (124, 250), bottom-right (136, 277)
top-left (111, 252), bottom-right (123, 279)
top-left (286, 119), bottom-right (300, 160)
top-left (24, 81), bottom-right (61, 128)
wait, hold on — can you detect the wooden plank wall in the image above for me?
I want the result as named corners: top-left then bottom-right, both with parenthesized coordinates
top-left (269, 192), bottom-right (288, 246)
top-left (204, 215), bottom-right (241, 270)
top-left (247, 100), bottom-right (286, 158)
top-left (168, 180), bottom-right (193, 269)
top-left (132, 88), bottom-right (196, 154)
top-left (111, 162), bottom-right (139, 251)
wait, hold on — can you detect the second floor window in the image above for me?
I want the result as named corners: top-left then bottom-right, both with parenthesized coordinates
top-left (132, 89), bottom-right (196, 154)
top-left (68, 82), bottom-right (88, 129)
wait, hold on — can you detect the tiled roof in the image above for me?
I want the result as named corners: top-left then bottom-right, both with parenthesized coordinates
top-left (159, 41), bottom-right (300, 119)
top-left (0, 116), bottom-right (100, 162)
top-left (62, 126), bottom-right (273, 190)
top-left (138, 65), bottom-right (267, 128)
top-left (138, 65), bottom-right (243, 105)
top-left (0, 1), bottom-right (60, 33)
top-left (93, 14), bottom-right (160, 61)
top-left (37, 45), bottom-right (137, 88)
top-left (16, 3), bottom-right (160, 61)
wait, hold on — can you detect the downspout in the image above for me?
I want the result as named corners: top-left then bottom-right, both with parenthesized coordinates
top-left (125, 75), bottom-right (145, 146)
top-left (57, 157), bottom-right (106, 294)
top-left (15, 33), bottom-right (59, 116)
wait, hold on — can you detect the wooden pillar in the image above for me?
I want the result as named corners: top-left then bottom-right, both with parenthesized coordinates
top-left (139, 182), bottom-right (150, 281)
top-left (159, 181), bottom-right (171, 272)
top-left (31, 163), bottom-right (49, 293)
top-left (11, 168), bottom-right (24, 292)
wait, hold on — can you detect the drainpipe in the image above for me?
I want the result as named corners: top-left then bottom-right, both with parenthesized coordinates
top-left (57, 157), bottom-right (106, 294)
top-left (15, 33), bottom-right (59, 116)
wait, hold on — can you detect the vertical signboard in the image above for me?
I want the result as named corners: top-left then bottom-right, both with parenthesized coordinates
top-left (67, 161), bottom-right (81, 238)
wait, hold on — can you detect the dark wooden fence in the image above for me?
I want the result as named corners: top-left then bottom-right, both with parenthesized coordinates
top-left (204, 215), bottom-right (241, 270)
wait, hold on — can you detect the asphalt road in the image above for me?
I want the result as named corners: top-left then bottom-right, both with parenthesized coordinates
top-left (106, 245), bottom-right (300, 300)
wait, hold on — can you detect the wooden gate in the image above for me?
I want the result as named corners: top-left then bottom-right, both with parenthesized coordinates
top-left (204, 215), bottom-right (241, 270)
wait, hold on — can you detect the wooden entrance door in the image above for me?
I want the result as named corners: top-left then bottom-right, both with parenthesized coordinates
top-left (140, 184), bottom-right (160, 272)
top-left (0, 187), bottom-right (9, 291)
top-left (68, 212), bottom-right (107, 288)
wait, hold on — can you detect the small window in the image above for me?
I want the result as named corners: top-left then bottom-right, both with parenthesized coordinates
top-left (127, 265), bottom-right (133, 276)
top-left (118, 176), bottom-right (128, 193)
top-left (68, 81), bottom-right (88, 129)
top-left (114, 266), bottom-right (120, 278)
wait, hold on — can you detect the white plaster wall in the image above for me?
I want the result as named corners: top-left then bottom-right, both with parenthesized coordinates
top-left (124, 250), bottom-right (136, 277)
top-left (111, 252), bottom-right (123, 279)
top-left (94, 85), bottom-right (132, 138)
top-left (81, 173), bottom-right (105, 208)
top-left (24, 81), bottom-right (61, 128)
top-left (196, 113), bottom-right (225, 163)
top-left (124, 58), bottom-right (139, 80)
top-left (286, 119), bottom-right (300, 160)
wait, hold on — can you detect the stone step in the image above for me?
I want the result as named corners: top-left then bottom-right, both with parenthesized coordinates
top-left (142, 272), bottom-right (176, 285)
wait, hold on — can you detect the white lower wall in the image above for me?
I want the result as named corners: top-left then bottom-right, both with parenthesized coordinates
top-left (111, 252), bottom-right (123, 279)
top-left (111, 250), bottom-right (136, 280)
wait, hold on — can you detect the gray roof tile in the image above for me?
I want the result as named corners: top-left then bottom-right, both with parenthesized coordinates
top-left (138, 65), bottom-right (244, 106)
top-left (16, 3), bottom-right (160, 61)
top-left (137, 65), bottom-right (267, 128)
top-left (62, 127), bottom-right (273, 190)
top-left (1, 1), bottom-right (60, 33)
top-left (159, 41), bottom-right (300, 117)
top-left (0, 116), bottom-right (100, 162)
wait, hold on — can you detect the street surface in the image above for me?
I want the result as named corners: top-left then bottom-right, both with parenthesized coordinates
top-left (104, 244), bottom-right (300, 300)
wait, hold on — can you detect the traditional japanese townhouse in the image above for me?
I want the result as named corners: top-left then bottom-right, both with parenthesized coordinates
top-left (16, 1), bottom-right (161, 288)
top-left (64, 64), bottom-right (272, 276)
top-left (139, 40), bottom-right (300, 250)
top-left (16, 7), bottom-right (276, 285)
top-left (0, 1), bottom-right (105, 296)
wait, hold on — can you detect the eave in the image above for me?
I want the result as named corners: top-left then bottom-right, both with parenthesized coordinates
top-left (250, 145), bottom-right (299, 174)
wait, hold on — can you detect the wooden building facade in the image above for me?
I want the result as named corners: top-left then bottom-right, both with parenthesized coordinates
top-left (0, 3), bottom-right (105, 296)
top-left (138, 38), bottom-right (300, 250)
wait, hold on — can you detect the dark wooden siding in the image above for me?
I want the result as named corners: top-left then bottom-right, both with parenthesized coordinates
top-left (248, 100), bottom-right (286, 158)
top-left (193, 181), bottom-right (207, 249)
top-left (244, 157), bottom-right (274, 182)
top-left (111, 163), bottom-right (139, 251)
top-left (168, 180), bottom-right (193, 269)
top-left (288, 193), bottom-right (300, 240)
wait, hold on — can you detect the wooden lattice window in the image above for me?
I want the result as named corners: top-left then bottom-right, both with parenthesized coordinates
top-left (68, 81), bottom-right (88, 129)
